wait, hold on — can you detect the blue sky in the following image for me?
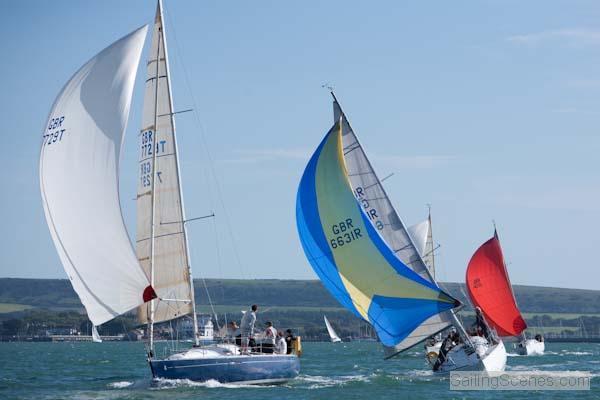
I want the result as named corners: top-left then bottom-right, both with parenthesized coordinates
top-left (2, 0), bottom-right (599, 290)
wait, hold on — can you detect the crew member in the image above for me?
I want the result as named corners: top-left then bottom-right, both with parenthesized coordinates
top-left (275, 331), bottom-right (287, 355)
top-left (240, 304), bottom-right (258, 352)
top-left (285, 329), bottom-right (295, 355)
top-left (262, 321), bottom-right (277, 353)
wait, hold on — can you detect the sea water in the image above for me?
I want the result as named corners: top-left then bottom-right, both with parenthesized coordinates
top-left (0, 341), bottom-right (598, 399)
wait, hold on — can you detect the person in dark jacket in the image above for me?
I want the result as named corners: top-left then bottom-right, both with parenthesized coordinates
top-left (284, 329), bottom-right (295, 355)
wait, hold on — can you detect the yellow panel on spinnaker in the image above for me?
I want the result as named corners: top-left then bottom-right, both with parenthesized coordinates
top-left (314, 123), bottom-right (454, 318)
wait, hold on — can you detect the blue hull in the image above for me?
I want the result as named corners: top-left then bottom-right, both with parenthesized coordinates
top-left (150, 354), bottom-right (300, 384)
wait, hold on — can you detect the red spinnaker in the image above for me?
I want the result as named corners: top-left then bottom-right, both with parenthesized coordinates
top-left (466, 233), bottom-right (527, 337)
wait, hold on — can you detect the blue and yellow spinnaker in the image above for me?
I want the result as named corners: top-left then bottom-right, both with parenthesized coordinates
top-left (296, 119), bottom-right (460, 351)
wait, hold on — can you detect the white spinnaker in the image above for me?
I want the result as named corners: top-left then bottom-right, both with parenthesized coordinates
top-left (39, 26), bottom-right (152, 326)
top-left (334, 99), bottom-right (453, 357)
top-left (324, 316), bottom-right (342, 343)
top-left (136, 6), bottom-right (193, 324)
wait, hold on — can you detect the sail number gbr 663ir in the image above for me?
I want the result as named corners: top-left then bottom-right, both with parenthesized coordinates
top-left (329, 218), bottom-right (362, 249)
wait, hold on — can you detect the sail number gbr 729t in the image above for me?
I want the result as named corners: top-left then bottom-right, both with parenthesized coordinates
top-left (329, 218), bottom-right (362, 249)
top-left (43, 116), bottom-right (66, 146)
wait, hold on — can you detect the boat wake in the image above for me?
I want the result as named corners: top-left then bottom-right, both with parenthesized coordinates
top-left (295, 374), bottom-right (370, 389)
top-left (107, 381), bottom-right (134, 389)
top-left (151, 378), bottom-right (278, 390)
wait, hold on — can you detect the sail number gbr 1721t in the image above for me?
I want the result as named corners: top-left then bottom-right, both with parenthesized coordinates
top-left (329, 218), bottom-right (362, 249)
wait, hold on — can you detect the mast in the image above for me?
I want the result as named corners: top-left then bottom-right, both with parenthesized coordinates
top-left (427, 206), bottom-right (435, 280)
top-left (147, 5), bottom-right (162, 355)
top-left (156, 0), bottom-right (200, 346)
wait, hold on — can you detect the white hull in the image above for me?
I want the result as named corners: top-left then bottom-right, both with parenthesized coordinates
top-left (516, 339), bottom-right (545, 356)
top-left (435, 337), bottom-right (506, 373)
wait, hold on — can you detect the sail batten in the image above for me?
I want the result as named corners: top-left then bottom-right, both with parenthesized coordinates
top-left (39, 26), bottom-right (154, 326)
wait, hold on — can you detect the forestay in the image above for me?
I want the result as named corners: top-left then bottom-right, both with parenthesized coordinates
top-left (296, 119), bottom-right (460, 357)
top-left (136, 5), bottom-right (193, 324)
top-left (39, 26), bottom-right (155, 326)
top-left (332, 99), bottom-right (454, 357)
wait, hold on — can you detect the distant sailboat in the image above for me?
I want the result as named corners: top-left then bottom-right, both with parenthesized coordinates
top-left (91, 326), bottom-right (102, 343)
top-left (407, 211), bottom-right (436, 279)
top-left (40, 0), bottom-right (300, 384)
top-left (296, 92), bottom-right (505, 372)
top-left (408, 213), bottom-right (442, 357)
top-left (466, 229), bottom-right (544, 356)
top-left (324, 316), bottom-right (342, 343)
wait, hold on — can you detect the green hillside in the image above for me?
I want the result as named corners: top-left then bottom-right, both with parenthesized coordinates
top-left (1, 278), bottom-right (599, 339)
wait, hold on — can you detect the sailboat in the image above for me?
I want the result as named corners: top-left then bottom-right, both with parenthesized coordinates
top-left (91, 325), bottom-right (102, 343)
top-left (466, 229), bottom-right (544, 356)
top-left (295, 92), bottom-right (506, 372)
top-left (39, 0), bottom-right (300, 384)
top-left (407, 215), bottom-right (435, 279)
top-left (408, 213), bottom-right (442, 357)
top-left (324, 315), bottom-right (342, 343)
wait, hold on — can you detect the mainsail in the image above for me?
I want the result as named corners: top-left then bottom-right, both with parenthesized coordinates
top-left (466, 231), bottom-right (527, 337)
top-left (330, 97), bottom-right (455, 357)
top-left (136, 3), bottom-right (194, 324)
top-left (324, 315), bottom-right (342, 343)
top-left (408, 220), bottom-right (429, 263)
top-left (296, 116), bottom-right (460, 357)
top-left (408, 217), bottom-right (435, 278)
top-left (39, 26), bottom-right (155, 326)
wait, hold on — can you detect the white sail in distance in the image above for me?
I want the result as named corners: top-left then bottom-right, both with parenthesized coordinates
top-left (92, 325), bottom-right (102, 343)
top-left (39, 26), bottom-right (155, 327)
top-left (324, 316), bottom-right (342, 343)
top-left (407, 220), bottom-right (429, 259)
top-left (136, 3), bottom-right (194, 324)
top-left (333, 97), bottom-right (453, 357)
top-left (407, 217), bottom-right (435, 278)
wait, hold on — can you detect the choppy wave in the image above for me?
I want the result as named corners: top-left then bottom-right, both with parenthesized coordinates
top-left (152, 377), bottom-right (278, 389)
top-left (108, 381), bottom-right (133, 389)
top-left (296, 374), bottom-right (370, 389)
top-left (561, 351), bottom-right (593, 356)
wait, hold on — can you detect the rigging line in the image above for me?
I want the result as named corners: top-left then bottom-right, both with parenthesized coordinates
top-left (208, 212), bottom-right (225, 313)
top-left (164, 7), bottom-right (248, 280)
top-left (200, 274), bottom-right (219, 330)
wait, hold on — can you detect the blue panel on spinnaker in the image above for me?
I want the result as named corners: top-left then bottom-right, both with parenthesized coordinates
top-left (368, 296), bottom-right (456, 346)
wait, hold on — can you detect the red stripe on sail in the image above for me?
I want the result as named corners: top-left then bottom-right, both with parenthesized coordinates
top-left (143, 285), bottom-right (157, 302)
top-left (466, 235), bottom-right (527, 337)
